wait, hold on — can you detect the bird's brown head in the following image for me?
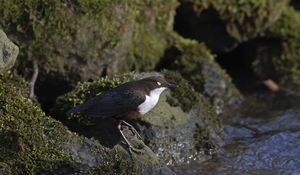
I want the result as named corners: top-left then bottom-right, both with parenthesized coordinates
top-left (142, 76), bottom-right (177, 89)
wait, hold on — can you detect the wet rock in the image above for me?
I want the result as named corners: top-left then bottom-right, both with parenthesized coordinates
top-left (0, 30), bottom-right (18, 73)
top-left (175, 93), bottom-right (300, 175)
top-left (175, 0), bottom-right (289, 53)
top-left (234, 109), bottom-right (300, 135)
top-left (51, 72), bottom-right (224, 166)
top-left (224, 125), bottom-right (255, 142)
top-left (220, 108), bottom-right (300, 174)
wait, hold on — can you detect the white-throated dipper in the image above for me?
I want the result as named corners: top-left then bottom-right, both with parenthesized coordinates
top-left (66, 76), bottom-right (177, 152)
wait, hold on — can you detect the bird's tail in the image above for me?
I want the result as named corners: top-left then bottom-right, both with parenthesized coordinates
top-left (66, 103), bottom-right (88, 116)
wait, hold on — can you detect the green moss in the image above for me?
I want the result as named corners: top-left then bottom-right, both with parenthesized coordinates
top-left (268, 6), bottom-right (300, 39)
top-left (167, 33), bottom-right (213, 92)
top-left (0, 72), bottom-right (75, 174)
top-left (165, 69), bottom-right (222, 125)
top-left (164, 70), bottom-right (203, 112)
top-left (118, 0), bottom-right (178, 72)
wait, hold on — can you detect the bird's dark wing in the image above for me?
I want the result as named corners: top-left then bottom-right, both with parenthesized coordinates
top-left (79, 88), bottom-right (145, 118)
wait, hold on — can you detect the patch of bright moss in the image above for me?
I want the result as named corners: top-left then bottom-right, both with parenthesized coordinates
top-left (268, 6), bottom-right (300, 39)
top-left (0, 72), bottom-right (75, 174)
top-left (164, 70), bottom-right (203, 112)
top-left (118, 0), bottom-right (178, 72)
top-left (167, 33), bottom-right (214, 92)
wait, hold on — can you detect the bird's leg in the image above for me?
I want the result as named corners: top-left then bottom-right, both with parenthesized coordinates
top-left (118, 120), bottom-right (143, 153)
top-left (120, 120), bottom-right (142, 140)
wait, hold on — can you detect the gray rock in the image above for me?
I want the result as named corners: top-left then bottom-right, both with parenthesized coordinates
top-left (0, 30), bottom-right (18, 73)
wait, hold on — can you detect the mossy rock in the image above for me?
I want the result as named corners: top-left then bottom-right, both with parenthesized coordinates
top-left (52, 72), bottom-right (224, 165)
top-left (175, 0), bottom-right (289, 52)
top-left (160, 33), bottom-right (242, 114)
top-left (0, 30), bottom-right (18, 73)
top-left (0, 0), bottom-right (177, 81)
top-left (0, 72), bottom-right (75, 174)
top-left (0, 0), bottom-right (178, 110)
top-left (0, 72), bottom-right (173, 175)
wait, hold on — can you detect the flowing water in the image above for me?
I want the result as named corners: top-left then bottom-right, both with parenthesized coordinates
top-left (174, 93), bottom-right (300, 175)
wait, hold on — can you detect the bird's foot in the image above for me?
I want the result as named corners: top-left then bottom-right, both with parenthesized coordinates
top-left (128, 127), bottom-right (142, 140)
top-left (118, 121), bottom-right (144, 154)
top-left (128, 144), bottom-right (144, 154)
top-left (120, 140), bottom-right (144, 154)
top-left (120, 120), bottom-right (142, 140)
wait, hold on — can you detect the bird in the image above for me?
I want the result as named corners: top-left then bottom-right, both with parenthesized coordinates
top-left (66, 76), bottom-right (177, 152)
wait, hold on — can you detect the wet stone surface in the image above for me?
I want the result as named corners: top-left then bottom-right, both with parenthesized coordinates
top-left (173, 101), bottom-right (300, 175)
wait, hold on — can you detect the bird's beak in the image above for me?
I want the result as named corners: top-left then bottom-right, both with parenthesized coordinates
top-left (168, 83), bottom-right (177, 89)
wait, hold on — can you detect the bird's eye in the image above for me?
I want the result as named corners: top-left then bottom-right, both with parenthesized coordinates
top-left (157, 82), bottom-right (161, 86)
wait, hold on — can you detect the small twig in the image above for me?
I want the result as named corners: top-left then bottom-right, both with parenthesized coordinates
top-left (29, 59), bottom-right (39, 99)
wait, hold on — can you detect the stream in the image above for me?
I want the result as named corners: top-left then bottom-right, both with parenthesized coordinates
top-left (174, 93), bottom-right (300, 175)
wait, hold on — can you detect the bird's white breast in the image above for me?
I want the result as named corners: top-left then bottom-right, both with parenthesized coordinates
top-left (138, 87), bottom-right (167, 115)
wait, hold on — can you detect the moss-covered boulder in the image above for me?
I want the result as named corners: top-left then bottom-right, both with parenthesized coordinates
top-left (0, 30), bottom-right (18, 73)
top-left (51, 72), bottom-right (224, 166)
top-left (0, 0), bottom-right (178, 110)
top-left (0, 0), bottom-right (177, 82)
top-left (160, 33), bottom-right (242, 114)
top-left (0, 72), bottom-right (174, 175)
top-left (175, 0), bottom-right (289, 52)
top-left (0, 72), bottom-right (75, 174)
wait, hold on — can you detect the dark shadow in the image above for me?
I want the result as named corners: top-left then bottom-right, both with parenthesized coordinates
top-left (65, 118), bottom-right (121, 148)
top-left (64, 117), bottom-right (148, 148)
top-left (35, 71), bottom-right (74, 114)
top-left (290, 0), bottom-right (300, 11)
top-left (0, 131), bottom-right (21, 159)
top-left (174, 2), bottom-right (237, 53)
top-left (215, 37), bottom-right (281, 93)
top-left (156, 47), bottom-right (181, 71)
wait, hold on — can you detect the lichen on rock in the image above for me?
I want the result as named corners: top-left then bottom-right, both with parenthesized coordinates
top-left (0, 30), bottom-right (18, 73)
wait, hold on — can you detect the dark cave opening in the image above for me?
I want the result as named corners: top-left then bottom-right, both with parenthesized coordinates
top-left (214, 43), bottom-right (261, 93)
